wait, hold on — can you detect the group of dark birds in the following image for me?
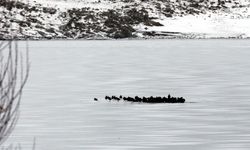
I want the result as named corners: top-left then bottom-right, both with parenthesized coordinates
top-left (94, 94), bottom-right (185, 103)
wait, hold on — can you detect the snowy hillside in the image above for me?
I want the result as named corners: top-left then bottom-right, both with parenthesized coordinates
top-left (0, 0), bottom-right (250, 39)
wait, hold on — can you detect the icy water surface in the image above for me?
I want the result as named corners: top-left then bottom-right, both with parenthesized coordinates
top-left (2, 39), bottom-right (250, 150)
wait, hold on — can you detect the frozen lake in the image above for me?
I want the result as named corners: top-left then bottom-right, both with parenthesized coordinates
top-left (2, 39), bottom-right (250, 150)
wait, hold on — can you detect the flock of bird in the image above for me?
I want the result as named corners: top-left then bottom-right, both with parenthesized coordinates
top-left (94, 94), bottom-right (185, 103)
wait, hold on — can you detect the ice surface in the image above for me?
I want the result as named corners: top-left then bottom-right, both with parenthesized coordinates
top-left (2, 40), bottom-right (250, 150)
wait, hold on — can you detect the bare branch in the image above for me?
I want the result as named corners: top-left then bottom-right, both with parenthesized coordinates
top-left (0, 40), bottom-right (29, 145)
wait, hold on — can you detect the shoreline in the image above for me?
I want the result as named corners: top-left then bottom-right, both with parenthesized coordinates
top-left (1, 35), bottom-right (250, 41)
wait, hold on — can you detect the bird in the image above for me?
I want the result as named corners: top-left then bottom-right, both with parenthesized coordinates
top-left (94, 98), bottom-right (98, 101)
top-left (105, 96), bottom-right (111, 100)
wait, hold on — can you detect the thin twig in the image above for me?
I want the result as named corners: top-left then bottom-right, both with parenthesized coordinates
top-left (0, 40), bottom-right (29, 145)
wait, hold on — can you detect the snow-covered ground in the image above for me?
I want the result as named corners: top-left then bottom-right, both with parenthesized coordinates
top-left (138, 10), bottom-right (250, 38)
top-left (1, 0), bottom-right (250, 39)
top-left (24, 0), bottom-right (130, 10)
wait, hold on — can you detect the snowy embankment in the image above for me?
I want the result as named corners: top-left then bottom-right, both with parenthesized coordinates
top-left (0, 0), bottom-right (250, 39)
top-left (140, 8), bottom-right (250, 38)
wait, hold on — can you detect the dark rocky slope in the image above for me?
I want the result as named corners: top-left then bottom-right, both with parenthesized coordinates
top-left (0, 0), bottom-right (249, 39)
